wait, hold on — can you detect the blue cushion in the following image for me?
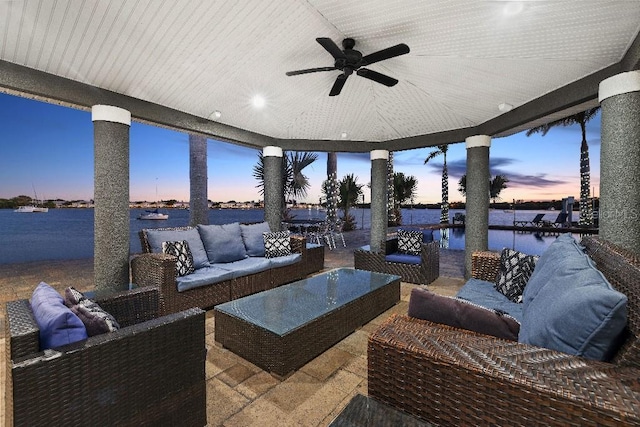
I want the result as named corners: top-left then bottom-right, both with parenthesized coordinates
top-left (146, 228), bottom-right (209, 269)
top-left (522, 233), bottom-right (579, 306)
top-left (306, 243), bottom-right (322, 249)
top-left (213, 257), bottom-right (271, 279)
top-left (176, 265), bottom-right (235, 292)
top-left (267, 253), bottom-right (301, 268)
top-left (31, 282), bottom-right (88, 350)
top-left (198, 222), bottom-right (247, 263)
top-left (455, 278), bottom-right (524, 323)
top-left (519, 237), bottom-right (627, 361)
top-left (240, 221), bottom-right (271, 257)
top-left (385, 252), bottom-right (421, 265)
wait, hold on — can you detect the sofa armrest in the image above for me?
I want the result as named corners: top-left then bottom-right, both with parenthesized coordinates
top-left (369, 314), bottom-right (640, 426)
top-left (290, 235), bottom-right (305, 254)
top-left (471, 250), bottom-right (501, 282)
top-left (8, 306), bottom-right (206, 427)
top-left (419, 240), bottom-right (440, 285)
top-left (354, 247), bottom-right (386, 274)
top-left (93, 285), bottom-right (160, 327)
top-left (131, 252), bottom-right (178, 314)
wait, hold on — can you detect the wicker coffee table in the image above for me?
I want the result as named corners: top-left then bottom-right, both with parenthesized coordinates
top-left (214, 268), bottom-right (400, 377)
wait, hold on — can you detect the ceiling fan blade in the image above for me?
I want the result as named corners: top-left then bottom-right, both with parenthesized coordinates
top-left (316, 37), bottom-right (347, 60)
top-left (329, 74), bottom-right (348, 96)
top-left (286, 67), bottom-right (337, 76)
top-left (361, 43), bottom-right (410, 66)
top-left (357, 69), bottom-right (398, 87)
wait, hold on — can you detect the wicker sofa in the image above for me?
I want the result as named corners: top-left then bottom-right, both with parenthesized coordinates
top-left (368, 236), bottom-right (640, 426)
top-left (354, 233), bottom-right (439, 285)
top-left (5, 286), bottom-right (206, 427)
top-left (131, 223), bottom-right (321, 315)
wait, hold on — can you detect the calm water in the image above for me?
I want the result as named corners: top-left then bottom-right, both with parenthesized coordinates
top-left (0, 208), bottom-right (583, 264)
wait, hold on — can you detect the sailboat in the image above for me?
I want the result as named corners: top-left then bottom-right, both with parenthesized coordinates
top-left (14, 186), bottom-right (49, 213)
top-left (138, 179), bottom-right (169, 220)
top-left (138, 208), bottom-right (169, 220)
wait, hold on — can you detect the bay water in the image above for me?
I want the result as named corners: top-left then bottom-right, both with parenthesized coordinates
top-left (0, 207), bottom-right (581, 264)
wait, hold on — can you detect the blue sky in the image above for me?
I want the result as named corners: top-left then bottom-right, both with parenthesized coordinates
top-left (0, 92), bottom-right (601, 204)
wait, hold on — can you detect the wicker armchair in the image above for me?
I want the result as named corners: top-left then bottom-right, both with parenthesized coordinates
top-left (5, 286), bottom-right (206, 427)
top-left (354, 238), bottom-right (439, 285)
top-left (368, 236), bottom-right (640, 426)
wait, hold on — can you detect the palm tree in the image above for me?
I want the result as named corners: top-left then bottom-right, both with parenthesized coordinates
top-left (326, 152), bottom-right (338, 228)
top-left (526, 107), bottom-right (600, 226)
top-left (393, 172), bottom-right (418, 225)
top-left (387, 152), bottom-right (397, 226)
top-left (458, 174), bottom-right (509, 206)
top-left (253, 151), bottom-right (318, 216)
top-left (424, 144), bottom-right (450, 223)
top-left (337, 174), bottom-right (364, 231)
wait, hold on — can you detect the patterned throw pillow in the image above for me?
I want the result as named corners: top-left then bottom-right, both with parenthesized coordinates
top-left (495, 248), bottom-right (538, 303)
top-left (397, 229), bottom-right (422, 255)
top-left (64, 287), bottom-right (120, 336)
top-left (263, 231), bottom-right (291, 258)
top-left (162, 240), bottom-right (195, 276)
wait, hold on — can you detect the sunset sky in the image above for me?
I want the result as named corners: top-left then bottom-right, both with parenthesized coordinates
top-left (0, 92), bottom-right (601, 205)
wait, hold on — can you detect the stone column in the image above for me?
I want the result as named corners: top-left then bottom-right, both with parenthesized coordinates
top-left (189, 134), bottom-right (209, 226)
top-left (263, 146), bottom-right (284, 232)
top-left (598, 71), bottom-right (640, 254)
top-left (465, 135), bottom-right (491, 279)
top-left (370, 150), bottom-right (389, 252)
top-left (92, 105), bottom-right (131, 292)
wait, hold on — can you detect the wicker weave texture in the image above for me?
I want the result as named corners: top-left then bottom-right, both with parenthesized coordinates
top-left (134, 228), bottom-right (317, 315)
top-left (354, 239), bottom-right (439, 285)
top-left (6, 289), bottom-right (207, 427)
top-left (368, 236), bottom-right (640, 426)
top-left (216, 275), bottom-right (400, 377)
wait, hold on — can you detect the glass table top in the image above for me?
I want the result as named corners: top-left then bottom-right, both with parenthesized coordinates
top-left (215, 268), bottom-right (400, 336)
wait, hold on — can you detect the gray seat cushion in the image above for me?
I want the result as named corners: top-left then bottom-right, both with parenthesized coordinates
top-left (198, 222), bottom-right (248, 263)
top-left (519, 234), bottom-right (627, 361)
top-left (240, 221), bottom-right (271, 257)
top-left (212, 257), bottom-right (271, 279)
top-left (175, 265), bottom-right (235, 292)
top-left (455, 278), bottom-right (523, 323)
top-left (145, 227), bottom-right (209, 269)
top-left (267, 253), bottom-right (301, 268)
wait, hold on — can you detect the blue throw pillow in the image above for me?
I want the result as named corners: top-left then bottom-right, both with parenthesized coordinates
top-left (31, 282), bottom-right (88, 350)
top-left (146, 227), bottom-right (209, 269)
top-left (198, 222), bottom-right (248, 263)
top-left (240, 221), bottom-right (271, 257)
top-left (519, 238), bottom-right (628, 361)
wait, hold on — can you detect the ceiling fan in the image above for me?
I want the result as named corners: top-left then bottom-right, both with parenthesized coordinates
top-left (285, 38), bottom-right (410, 96)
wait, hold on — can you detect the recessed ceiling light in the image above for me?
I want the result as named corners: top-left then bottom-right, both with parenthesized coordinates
top-left (503, 2), bottom-right (524, 16)
top-left (498, 103), bottom-right (514, 112)
top-left (340, 132), bottom-right (348, 139)
top-left (252, 95), bottom-right (266, 108)
top-left (209, 110), bottom-right (222, 119)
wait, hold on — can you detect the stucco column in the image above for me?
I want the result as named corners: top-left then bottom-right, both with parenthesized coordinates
top-left (599, 71), bottom-right (640, 254)
top-left (263, 146), bottom-right (284, 232)
top-left (465, 135), bottom-right (491, 279)
top-left (92, 105), bottom-right (131, 292)
top-left (370, 150), bottom-right (389, 252)
top-left (189, 134), bottom-right (209, 226)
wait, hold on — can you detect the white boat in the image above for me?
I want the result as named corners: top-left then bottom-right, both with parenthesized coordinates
top-left (138, 208), bottom-right (169, 220)
top-left (14, 205), bottom-right (49, 213)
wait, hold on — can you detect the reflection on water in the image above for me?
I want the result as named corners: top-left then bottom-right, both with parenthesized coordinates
top-left (435, 228), bottom-right (585, 256)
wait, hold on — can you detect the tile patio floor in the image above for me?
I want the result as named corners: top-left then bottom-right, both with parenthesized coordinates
top-left (0, 228), bottom-right (466, 426)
